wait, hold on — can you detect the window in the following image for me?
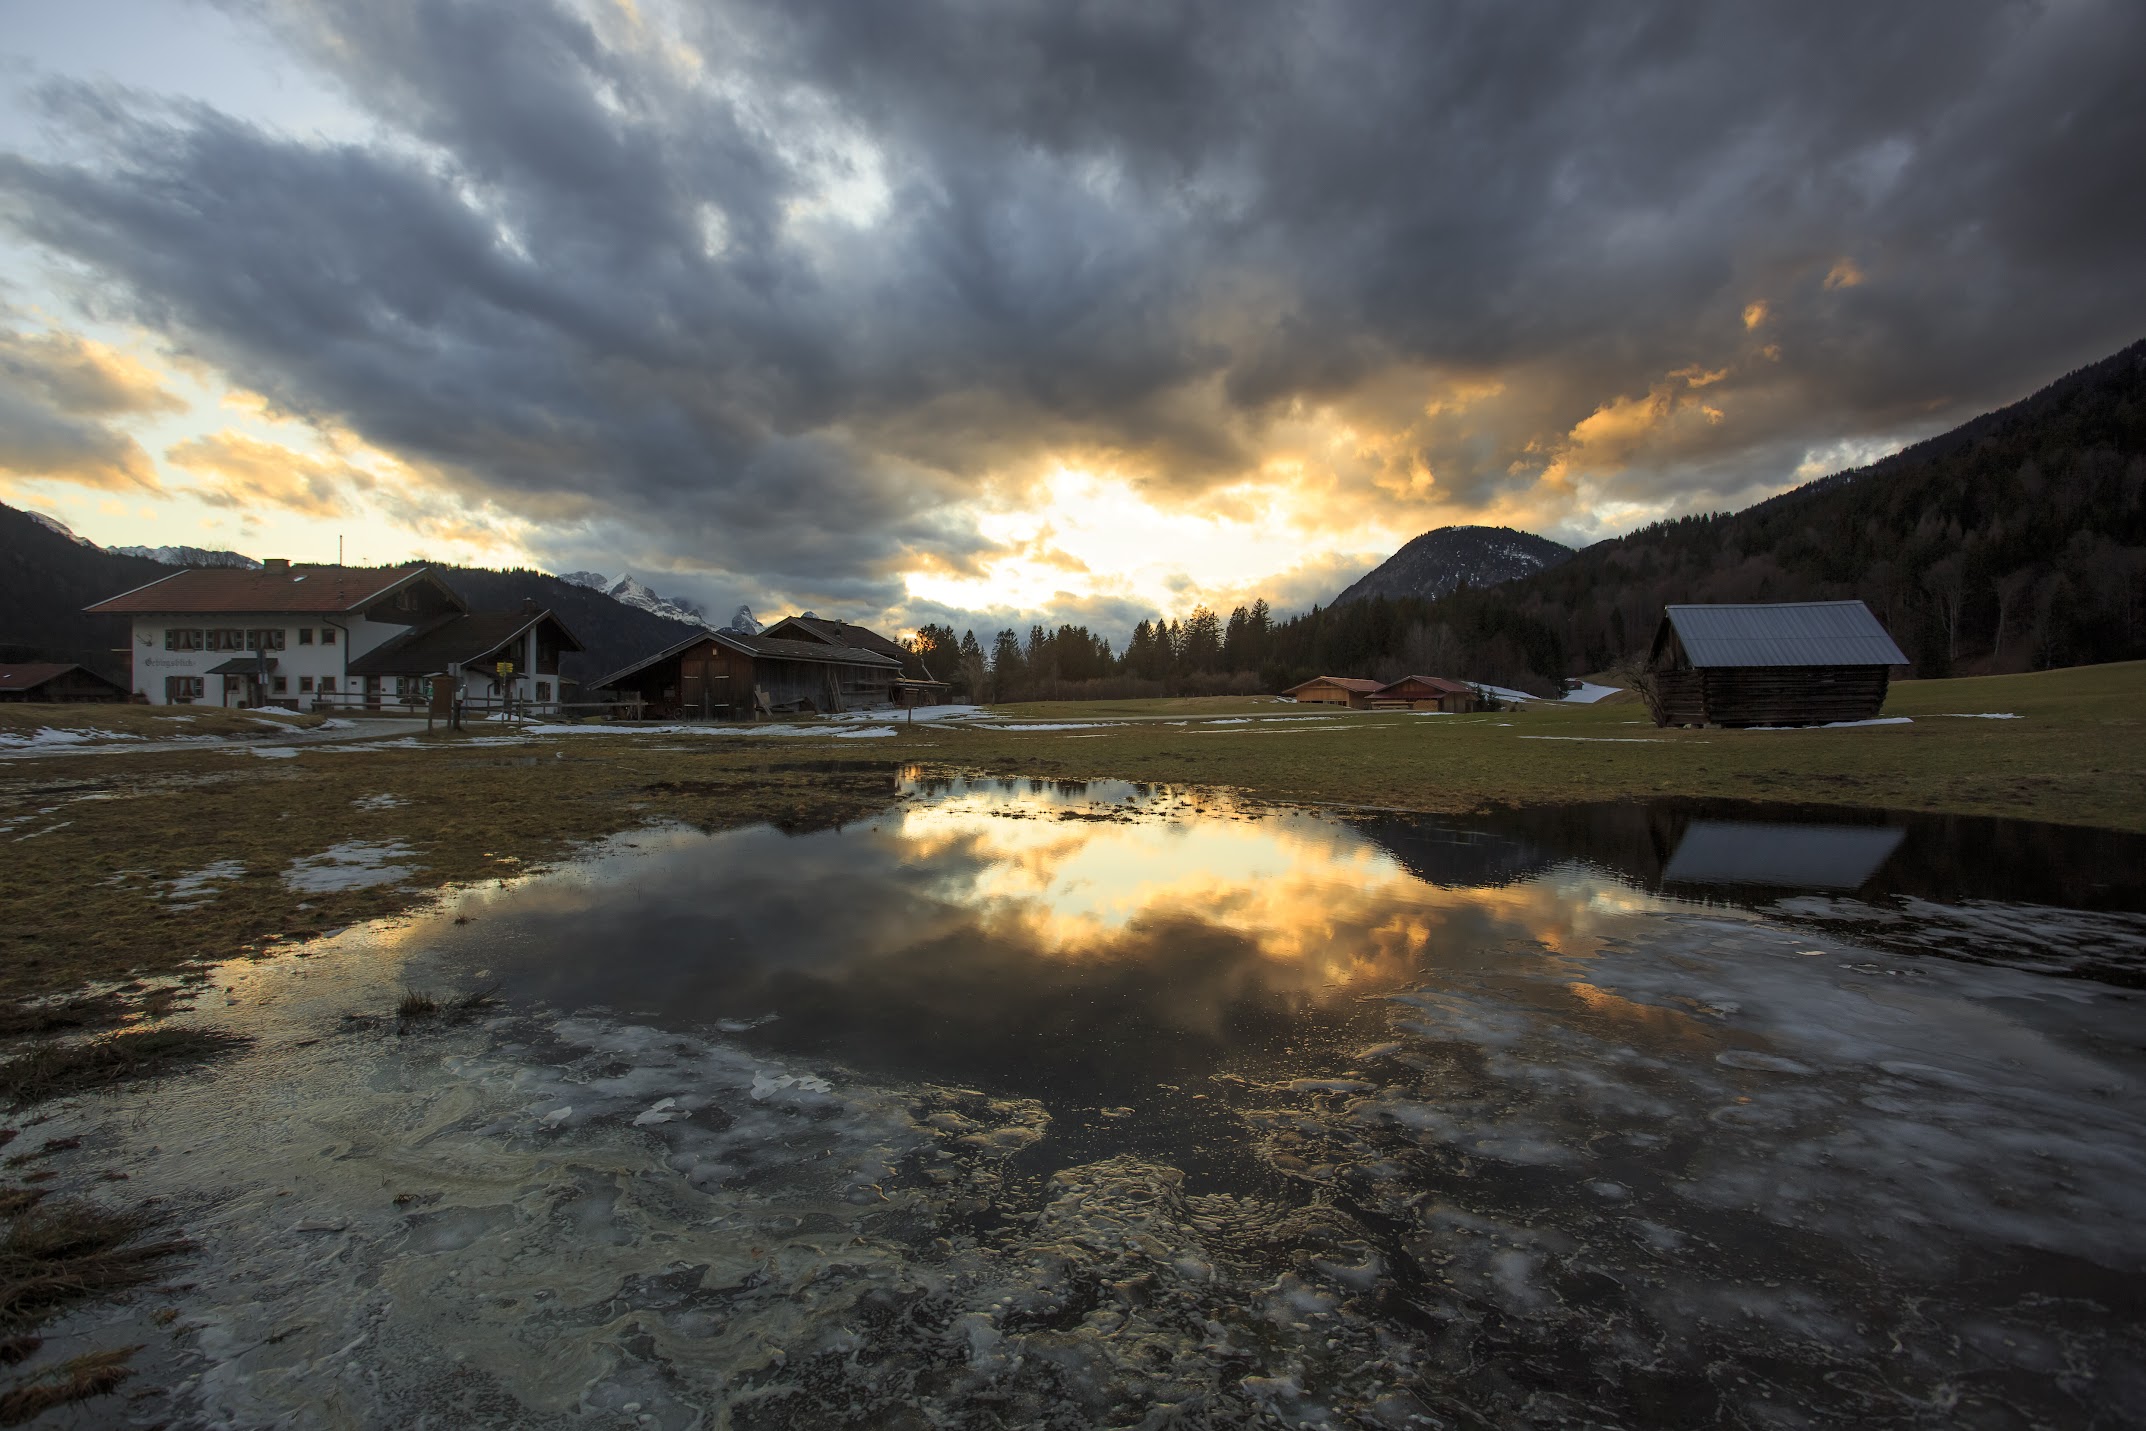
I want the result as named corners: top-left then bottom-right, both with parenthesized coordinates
top-left (298, 628), bottom-right (314, 645)
top-left (164, 628), bottom-right (204, 651)
top-left (320, 627), bottom-right (336, 646)
top-left (319, 676), bottom-right (337, 692)
top-left (208, 628), bottom-right (246, 652)
top-left (536, 681), bottom-right (552, 701)
top-left (163, 675), bottom-right (204, 703)
top-left (299, 676), bottom-right (315, 693)
top-left (272, 677), bottom-right (288, 694)
top-left (246, 628), bottom-right (287, 651)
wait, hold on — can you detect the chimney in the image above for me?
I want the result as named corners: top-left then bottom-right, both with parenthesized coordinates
top-left (521, 597), bottom-right (539, 614)
top-left (264, 558), bottom-right (290, 572)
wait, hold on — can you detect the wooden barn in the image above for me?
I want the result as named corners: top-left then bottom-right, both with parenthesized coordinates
top-left (591, 627), bottom-right (903, 718)
top-left (1282, 676), bottom-right (1384, 708)
top-left (0, 663), bottom-right (129, 703)
top-left (1369, 675), bottom-right (1482, 713)
top-left (1643, 601), bottom-right (1909, 728)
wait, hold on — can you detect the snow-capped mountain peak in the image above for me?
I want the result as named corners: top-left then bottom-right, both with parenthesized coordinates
top-left (724, 605), bottom-right (760, 635)
top-left (584, 574), bottom-right (711, 627)
top-left (110, 544), bottom-right (261, 569)
top-left (27, 512), bottom-right (94, 547)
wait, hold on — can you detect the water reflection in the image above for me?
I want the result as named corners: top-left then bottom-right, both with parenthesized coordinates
top-left (1660, 819), bottom-right (1905, 887)
top-left (331, 776), bottom-right (2146, 1428)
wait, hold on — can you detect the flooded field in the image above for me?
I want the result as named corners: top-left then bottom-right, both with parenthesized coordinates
top-left (32, 773), bottom-right (2146, 1428)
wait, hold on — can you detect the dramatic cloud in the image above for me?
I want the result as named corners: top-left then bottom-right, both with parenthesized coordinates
top-left (164, 428), bottom-right (365, 517)
top-left (0, 313), bottom-right (180, 491)
top-left (2, 0), bottom-right (2142, 634)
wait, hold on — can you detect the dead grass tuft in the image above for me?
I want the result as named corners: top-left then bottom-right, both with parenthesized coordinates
top-left (0, 1199), bottom-right (185, 1332)
top-left (0, 1346), bottom-right (140, 1425)
top-left (0, 998), bottom-right (126, 1041)
top-left (395, 985), bottom-right (498, 1032)
top-left (0, 1029), bottom-right (251, 1107)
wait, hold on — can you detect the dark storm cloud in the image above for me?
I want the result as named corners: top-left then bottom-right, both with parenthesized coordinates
top-left (2, 0), bottom-right (2142, 613)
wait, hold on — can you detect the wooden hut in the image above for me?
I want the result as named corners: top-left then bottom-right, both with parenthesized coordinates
top-left (1282, 676), bottom-right (1384, 708)
top-left (1369, 675), bottom-right (1482, 713)
top-left (0, 663), bottom-right (129, 703)
top-left (1643, 601), bottom-right (1908, 728)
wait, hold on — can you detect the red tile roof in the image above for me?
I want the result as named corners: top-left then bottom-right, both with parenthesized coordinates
top-left (84, 564), bottom-right (441, 616)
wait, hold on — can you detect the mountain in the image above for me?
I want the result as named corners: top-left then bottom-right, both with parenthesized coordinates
top-left (1265, 335), bottom-right (2146, 688)
top-left (560, 571), bottom-right (712, 628)
top-left (1517, 335), bottom-right (2146, 677)
top-left (1332, 525), bottom-right (1574, 605)
top-left (110, 544), bottom-right (259, 569)
top-left (0, 505), bottom-right (175, 680)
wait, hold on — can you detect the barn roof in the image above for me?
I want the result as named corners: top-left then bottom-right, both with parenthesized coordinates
top-left (348, 609), bottom-right (582, 677)
top-left (1285, 675), bottom-right (1384, 694)
top-left (0, 663), bottom-right (99, 691)
top-left (762, 614), bottom-right (942, 682)
top-left (585, 627), bottom-right (902, 690)
top-left (1663, 601), bottom-right (1908, 668)
top-left (84, 563), bottom-right (453, 616)
top-left (1378, 674), bottom-right (1475, 695)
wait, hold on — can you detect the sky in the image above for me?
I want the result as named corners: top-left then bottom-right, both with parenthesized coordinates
top-left (2, 0), bottom-right (2143, 644)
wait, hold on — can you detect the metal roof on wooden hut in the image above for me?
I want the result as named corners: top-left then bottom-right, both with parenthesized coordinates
top-left (1656, 601), bottom-right (1908, 668)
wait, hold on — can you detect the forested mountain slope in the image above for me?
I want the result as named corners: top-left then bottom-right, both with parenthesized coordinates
top-left (1331, 526), bottom-right (1573, 605)
top-left (1268, 336), bottom-right (2146, 686)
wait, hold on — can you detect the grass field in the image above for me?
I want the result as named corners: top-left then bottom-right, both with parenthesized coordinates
top-left (0, 703), bottom-right (327, 743)
top-left (0, 661), bottom-right (2137, 1010)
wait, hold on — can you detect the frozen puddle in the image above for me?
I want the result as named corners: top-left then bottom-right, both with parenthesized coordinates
top-left (31, 780), bottom-right (2146, 1427)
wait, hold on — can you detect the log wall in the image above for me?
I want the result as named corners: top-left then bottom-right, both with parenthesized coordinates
top-left (1644, 665), bottom-right (1890, 728)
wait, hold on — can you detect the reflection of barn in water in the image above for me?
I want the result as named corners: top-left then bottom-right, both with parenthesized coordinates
top-left (1350, 801), bottom-right (1915, 906)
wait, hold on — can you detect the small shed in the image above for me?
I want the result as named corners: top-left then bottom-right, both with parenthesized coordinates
top-left (1643, 601), bottom-right (1909, 728)
top-left (0, 663), bottom-right (129, 703)
top-left (1282, 676), bottom-right (1384, 708)
top-left (1370, 675), bottom-right (1482, 713)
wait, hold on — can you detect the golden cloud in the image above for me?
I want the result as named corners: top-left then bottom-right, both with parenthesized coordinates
top-left (166, 429), bottom-right (372, 518)
top-left (1742, 300), bottom-right (1771, 329)
top-left (1824, 258), bottom-right (1864, 290)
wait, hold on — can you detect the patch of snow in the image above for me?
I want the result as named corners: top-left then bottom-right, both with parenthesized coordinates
top-left (247, 747), bottom-right (300, 759)
top-left (1745, 717), bottom-right (1912, 731)
top-left (1560, 682), bottom-right (1622, 704)
top-left (1933, 712), bottom-right (2019, 719)
top-left (283, 840), bottom-right (418, 893)
top-left (829, 704), bottom-right (993, 724)
top-left (0, 726), bottom-right (139, 749)
top-left (166, 859), bottom-right (247, 904)
top-left (352, 793), bottom-right (407, 810)
top-left (1518, 735), bottom-right (1671, 743)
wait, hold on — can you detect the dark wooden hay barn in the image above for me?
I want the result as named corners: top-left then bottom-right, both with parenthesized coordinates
top-left (592, 628), bottom-right (902, 718)
top-left (1643, 601), bottom-right (1909, 728)
top-left (0, 663), bottom-right (129, 703)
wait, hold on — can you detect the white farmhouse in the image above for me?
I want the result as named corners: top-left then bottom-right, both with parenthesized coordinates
top-left (85, 561), bottom-right (581, 712)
